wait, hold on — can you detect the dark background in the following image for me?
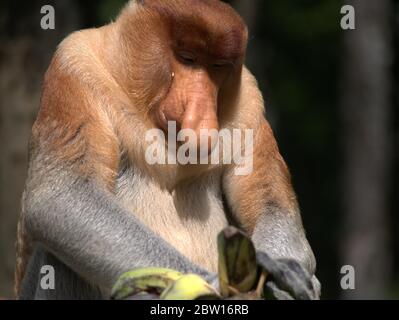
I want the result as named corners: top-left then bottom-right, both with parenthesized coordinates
top-left (0, 0), bottom-right (398, 299)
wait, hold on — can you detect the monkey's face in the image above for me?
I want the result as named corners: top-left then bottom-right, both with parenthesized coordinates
top-left (155, 52), bottom-right (234, 154)
top-left (149, 0), bottom-right (248, 155)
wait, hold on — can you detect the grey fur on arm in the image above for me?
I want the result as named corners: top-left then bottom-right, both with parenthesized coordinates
top-left (23, 171), bottom-right (215, 296)
top-left (251, 209), bottom-right (321, 299)
top-left (251, 208), bottom-right (316, 275)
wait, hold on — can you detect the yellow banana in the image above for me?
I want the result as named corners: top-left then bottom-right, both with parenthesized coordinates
top-left (111, 267), bottom-right (183, 300)
top-left (161, 274), bottom-right (220, 300)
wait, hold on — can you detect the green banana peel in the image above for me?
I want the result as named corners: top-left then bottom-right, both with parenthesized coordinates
top-left (111, 227), bottom-right (268, 300)
top-left (111, 267), bottom-right (183, 300)
top-left (218, 226), bottom-right (259, 297)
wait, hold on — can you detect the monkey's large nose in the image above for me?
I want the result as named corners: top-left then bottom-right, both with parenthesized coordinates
top-left (181, 100), bottom-right (219, 156)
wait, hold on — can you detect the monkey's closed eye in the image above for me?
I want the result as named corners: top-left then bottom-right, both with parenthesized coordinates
top-left (213, 60), bottom-right (232, 69)
top-left (178, 51), bottom-right (196, 65)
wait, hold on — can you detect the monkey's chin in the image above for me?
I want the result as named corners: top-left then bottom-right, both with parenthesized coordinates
top-left (175, 139), bottom-right (218, 162)
top-left (153, 109), bottom-right (169, 132)
top-left (198, 141), bottom-right (218, 161)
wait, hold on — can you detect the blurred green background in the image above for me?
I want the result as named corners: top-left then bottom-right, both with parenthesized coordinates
top-left (0, 0), bottom-right (398, 299)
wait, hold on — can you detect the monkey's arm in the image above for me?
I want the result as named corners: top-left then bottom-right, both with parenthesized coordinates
top-left (21, 68), bottom-right (214, 297)
top-left (23, 169), bottom-right (214, 295)
top-left (222, 120), bottom-right (320, 299)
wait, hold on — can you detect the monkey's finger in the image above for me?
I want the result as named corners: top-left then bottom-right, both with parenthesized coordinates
top-left (263, 281), bottom-right (294, 300)
top-left (278, 259), bottom-right (314, 291)
top-left (257, 252), bottom-right (315, 300)
top-left (277, 259), bottom-right (321, 300)
top-left (273, 261), bottom-right (315, 300)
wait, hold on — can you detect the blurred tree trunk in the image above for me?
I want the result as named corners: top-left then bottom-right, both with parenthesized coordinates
top-left (0, 0), bottom-right (80, 298)
top-left (232, 0), bottom-right (260, 69)
top-left (232, 0), bottom-right (273, 115)
top-left (340, 0), bottom-right (393, 299)
top-left (232, 0), bottom-right (259, 31)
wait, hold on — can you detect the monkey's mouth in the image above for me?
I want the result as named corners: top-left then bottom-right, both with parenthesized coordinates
top-left (156, 109), bottom-right (168, 131)
top-left (153, 109), bottom-right (216, 158)
top-left (155, 109), bottom-right (182, 134)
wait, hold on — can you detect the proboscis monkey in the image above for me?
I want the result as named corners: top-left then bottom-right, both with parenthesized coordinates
top-left (15, 0), bottom-right (320, 300)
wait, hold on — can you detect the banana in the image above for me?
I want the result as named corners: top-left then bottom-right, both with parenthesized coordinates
top-left (111, 267), bottom-right (183, 300)
top-left (161, 274), bottom-right (220, 300)
top-left (217, 226), bottom-right (259, 297)
top-left (112, 226), bottom-right (264, 300)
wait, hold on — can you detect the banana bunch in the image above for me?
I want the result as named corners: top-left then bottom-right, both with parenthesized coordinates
top-left (218, 226), bottom-right (267, 299)
top-left (111, 226), bottom-right (267, 300)
top-left (111, 268), bottom-right (220, 300)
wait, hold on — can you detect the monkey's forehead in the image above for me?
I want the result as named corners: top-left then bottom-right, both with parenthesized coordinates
top-left (142, 0), bottom-right (248, 59)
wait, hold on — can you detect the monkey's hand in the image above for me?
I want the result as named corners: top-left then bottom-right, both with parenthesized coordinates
top-left (257, 251), bottom-right (321, 300)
